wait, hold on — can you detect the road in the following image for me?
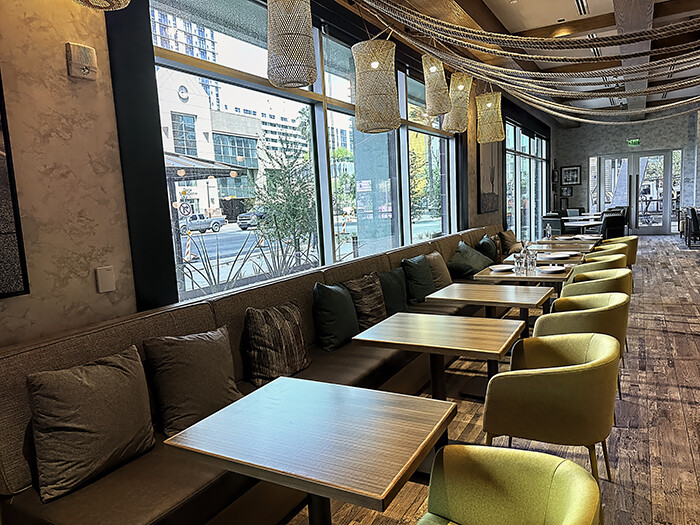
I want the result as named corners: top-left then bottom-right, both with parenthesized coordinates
top-left (179, 217), bottom-right (444, 261)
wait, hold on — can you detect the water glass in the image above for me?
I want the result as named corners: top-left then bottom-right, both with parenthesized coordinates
top-left (513, 252), bottom-right (524, 275)
top-left (527, 251), bottom-right (537, 272)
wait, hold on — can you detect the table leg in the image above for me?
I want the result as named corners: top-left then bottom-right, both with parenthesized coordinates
top-left (485, 305), bottom-right (496, 318)
top-left (308, 494), bottom-right (332, 525)
top-left (487, 359), bottom-right (499, 381)
top-left (542, 299), bottom-right (551, 315)
top-left (429, 353), bottom-right (449, 451)
top-left (519, 307), bottom-right (529, 337)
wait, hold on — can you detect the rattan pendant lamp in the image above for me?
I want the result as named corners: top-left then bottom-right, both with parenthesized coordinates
top-left (442, 73), bottom-right (473, 133)
top-left (476, 89), bottom-right (505, 143)
top-left (267, 0), bottom-right (318, 88)
top-left (422, 55), bottom-right (451, 116)
top-left (352, 39), bottom-right (401, 133)
top-left (73, 0), bottom-right (130, 9)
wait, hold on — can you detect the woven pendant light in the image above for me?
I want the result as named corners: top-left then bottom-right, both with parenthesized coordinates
top-left (442, 73), bottom-right (473, 133)
top-left (351, 40), bottom-right (401, 133)
top-left (476, 91), bottom-right (505, 143)
top-left (73, 0), bottom-right (130, 10)
top-left (422, 55), bottom-right (451, 116)
top-left (267, 0), bottom-right (317, 88)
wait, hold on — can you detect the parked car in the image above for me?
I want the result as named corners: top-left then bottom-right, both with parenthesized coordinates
top-left (179, 214), bottom-right (227, 234)
top-left (237, 208), bottom-right (265, 230)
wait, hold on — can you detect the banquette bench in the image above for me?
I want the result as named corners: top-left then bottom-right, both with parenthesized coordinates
top-left (0, 225), bottom-right (501, 525)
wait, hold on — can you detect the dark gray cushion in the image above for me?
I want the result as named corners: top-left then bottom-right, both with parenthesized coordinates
top-left (143, 327), bottom-right (242, 438)
top-left (402, 255), bottom-right (436, 304)
top-left (476, 234), bottom-right (498, 261)
top-left (26, 347), bottom-right (155, 502)
top-left (447, 241), bottom-right (494, 279)
top-left (377, 268), bottom-right (409, 316)
top-left (312, 282), bottom-right (360, 351)
top-left (342, 272), bottom-right (387, 330)
top-left (245, 302), bottom-right (311, 386)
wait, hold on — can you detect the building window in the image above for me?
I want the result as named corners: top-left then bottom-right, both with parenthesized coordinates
top-left (213, 134), bottom-right (259, 169)
top-left (171, 112), bottom-right (197, 156)
top-left (408, 131), bottom-right (448, 242)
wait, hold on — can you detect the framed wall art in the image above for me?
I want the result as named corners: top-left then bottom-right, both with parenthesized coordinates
top-left (0, 69), bottom-right (29, 298)
top-left (561, 165), bottom-right (581, 185)
top-left (477, 141), bottom-right (501, 214)
top-left (560, 186), bottom-right (573, 198)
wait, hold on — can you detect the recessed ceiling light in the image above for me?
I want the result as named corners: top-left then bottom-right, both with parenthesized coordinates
top-left (509, 0), bottom-right (518, 4)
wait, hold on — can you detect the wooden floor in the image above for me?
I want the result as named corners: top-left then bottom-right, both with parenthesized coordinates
top-left (288, 235), bottom-right (700, 525)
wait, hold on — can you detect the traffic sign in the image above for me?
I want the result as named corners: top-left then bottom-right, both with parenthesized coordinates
top-left (179, 202), bottom-right (192, 216)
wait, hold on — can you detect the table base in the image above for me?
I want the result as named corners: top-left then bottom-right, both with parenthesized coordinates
top-left (309, 494), bottom-right (332, 525)
top-left (458, 359), bottom-right (500, 400)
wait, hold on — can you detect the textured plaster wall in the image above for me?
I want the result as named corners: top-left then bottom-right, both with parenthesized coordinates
top-left (0, 0), bottom-right (137, 348)
top-left (552, 112), bottom-right (698, 209)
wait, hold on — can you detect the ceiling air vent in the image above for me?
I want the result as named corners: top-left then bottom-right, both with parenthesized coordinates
top-left (575, 0), bottom-right (589, 16)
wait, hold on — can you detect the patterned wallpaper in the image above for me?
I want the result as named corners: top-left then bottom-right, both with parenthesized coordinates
top-left (0, 0), bottom-right (137, 348)
top-left (553, 112), bottom-right (699, 209)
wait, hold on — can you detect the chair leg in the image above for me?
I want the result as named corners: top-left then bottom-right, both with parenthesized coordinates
top-left (620, 351), bottom-right (625, 367)
top-left (485, 432), bottom-right (493, 446)
top-left (625, 337), bottom-right (629, 353)
top-left (507, 436), bottom-right (512, 448)
top-left (601, 440), bottom-right (613, 482)
top-left (617, 373), bottom-right (622, 399)
top-left (587, 445), bottom-right (600, 484)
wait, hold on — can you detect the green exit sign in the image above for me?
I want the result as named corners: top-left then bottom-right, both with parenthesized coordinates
top-left (628, 138), bottom-right (640, 147)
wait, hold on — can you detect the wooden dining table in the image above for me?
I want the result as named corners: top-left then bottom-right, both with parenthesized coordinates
top-left (565, 220), bottom-right (604, 234)
top-left (165, 377), bottom-right (457, 525)
top-left (473, 264), bottom-right (574, 294)
top-left (425, 282), bottom-right (554, 336)
top-left (354, 312), bottom-right (524, 410)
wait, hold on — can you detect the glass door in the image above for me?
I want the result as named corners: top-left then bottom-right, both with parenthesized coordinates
top-left (631, 152), bottom-right (671, 235)
top-left (599, 155), bottom-right (631, 212)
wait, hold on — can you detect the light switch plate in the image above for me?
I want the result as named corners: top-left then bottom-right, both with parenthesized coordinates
top-left (96, 266), bottom-right (116, 293)
top-left (66, 42), bottom-right (98, 81)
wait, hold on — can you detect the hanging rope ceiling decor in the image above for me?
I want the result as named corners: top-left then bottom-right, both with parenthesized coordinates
top-left (73, 0), bottom-right (130, 9)
top-left (353, 3), bottom-right (700, 126)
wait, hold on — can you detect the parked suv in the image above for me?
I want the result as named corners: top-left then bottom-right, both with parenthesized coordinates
top-left (237, 208), bottom-right (265, 230)
top-left (179, 214), bottom-right (227, 234)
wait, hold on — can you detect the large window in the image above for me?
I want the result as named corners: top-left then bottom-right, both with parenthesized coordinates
top-left (504, 121), bottom-right (548, 241)
top-left (409, 131), bottom-right (448, 242)
top-left (149, 0), bottom-right (456, 301)
top-left (328, 111), bottom-right (400, 261)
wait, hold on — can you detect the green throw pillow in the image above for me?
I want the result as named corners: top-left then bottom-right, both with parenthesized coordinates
top-left (447, 241), bottom-right (494, 279)
top-left (312, 283), bottom-right (360, 352)
top-left (401, 255), bottom-right (436, 304)
top-left (377, 267), bottom-right (409, 316)
top-left (476, 234), bottom-right (498, 261)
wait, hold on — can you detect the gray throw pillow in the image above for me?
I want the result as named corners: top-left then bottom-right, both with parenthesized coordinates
top-left (377, 267), bottom-right (409, 316)
top-left (343, 272), bottom-right (387, 330)
top-left (476, 234), bottom-right (498, 262)
top-left (402, 255), bottom-right (437, 304)
top-left (447, 241), bottom-right (494, 279)
top-left (143, 326), bottom-right (242, 437)
top-left (313, 282), bottom-right (360, 351)
top-left (245, 302), bottom-right (311, 386)
top-left (27, 346), bottom-right (155, 502)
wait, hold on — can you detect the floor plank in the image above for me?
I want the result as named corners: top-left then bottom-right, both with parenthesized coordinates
top-left (287, 236), bottom-right (700, 525)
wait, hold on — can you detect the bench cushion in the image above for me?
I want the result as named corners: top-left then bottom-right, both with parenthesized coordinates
top-left (293, 343), bottom-right (407, 388)
top-left (0, 303), bottom-right (217, 496)
top-left (2, 438), bottom-right (255, 525)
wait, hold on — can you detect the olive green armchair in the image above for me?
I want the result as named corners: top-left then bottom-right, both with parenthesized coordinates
top-left (567, 254), bottom-right (627, 284)
top-left (602, 235), bottom-right (638, 266)
top-left (533, 292), bottom-right (630, 394)
top-left (417, 445), bottom-right (600, 525)
top-left (483, 333), bottom-right (619, 484)
top-left (561, 268), bottom-right (633, 298)
top-left (584, 243), bottom-right (628, 265)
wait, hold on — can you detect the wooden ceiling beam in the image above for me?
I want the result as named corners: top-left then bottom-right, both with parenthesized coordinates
top-left (514, 0), bottom-right (699, 39)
